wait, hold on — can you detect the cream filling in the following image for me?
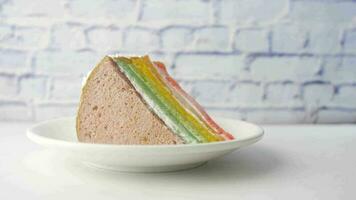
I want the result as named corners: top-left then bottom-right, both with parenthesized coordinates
top-left (81, 69), bottom-right (93, 88)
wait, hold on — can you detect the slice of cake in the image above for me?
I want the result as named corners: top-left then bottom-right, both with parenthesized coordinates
top-left (76, 55), bottom-right (234, 144)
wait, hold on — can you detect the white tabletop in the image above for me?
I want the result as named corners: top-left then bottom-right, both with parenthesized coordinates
top-left (0, 122), bottom-right (355, 200)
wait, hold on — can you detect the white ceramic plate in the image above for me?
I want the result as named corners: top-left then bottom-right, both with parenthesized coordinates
top-left (27, 117), bottom-right (264, 172)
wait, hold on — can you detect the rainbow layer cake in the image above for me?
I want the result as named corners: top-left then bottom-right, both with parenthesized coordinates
top-left (76, 55), bottom-right (234, 144)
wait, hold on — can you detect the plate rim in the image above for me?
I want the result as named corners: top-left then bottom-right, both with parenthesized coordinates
top-left (27, 116), bottom-right (264, 151)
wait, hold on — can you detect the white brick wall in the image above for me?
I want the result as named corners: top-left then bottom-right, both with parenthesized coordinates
top-left (141, 0), bottom-right (211, 24)
top-left (0, 0), bottom-right (355, 123)
top-left (87, 27), bottom-right (123, 53)
top-left (50, 23), bottom-right (86, 50)
top-left (123, 27), bottom-right (159, 51)
top-left (161, 27), bottom-right (193, 50)
top-left (234, 29), bottom-right (269, 52)
top-left (250, 56), bottom-right (320, 81)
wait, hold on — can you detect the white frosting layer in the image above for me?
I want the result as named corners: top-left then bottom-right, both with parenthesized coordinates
top-left (81, 69), bottom-right (93, 87)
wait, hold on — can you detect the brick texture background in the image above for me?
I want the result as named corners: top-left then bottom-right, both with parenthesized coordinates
top-left (0, 0), bottom-right (355, 123)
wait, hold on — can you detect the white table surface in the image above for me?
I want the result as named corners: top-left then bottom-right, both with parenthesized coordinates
top-left (0, 122), bottom-right (355, 200)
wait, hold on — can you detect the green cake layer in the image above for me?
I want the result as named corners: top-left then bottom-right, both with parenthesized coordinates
top-left (114, 57), bottom-right (201, 143)
top-left (113, 56), bottom-right (224, 143)
top-left (132, 56), bottom-right (223, 142)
